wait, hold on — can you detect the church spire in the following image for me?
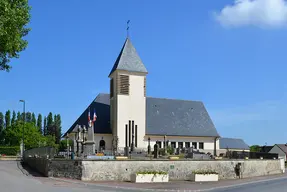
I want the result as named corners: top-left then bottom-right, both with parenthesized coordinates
top-left (108, 37), bottom-right (148, 77)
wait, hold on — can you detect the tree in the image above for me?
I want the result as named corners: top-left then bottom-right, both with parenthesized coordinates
top-left (46, 112), bottom-right (53, 136)
top-left (250, 145), bottom-right (261, 152)
top-left (11, 110), bottom-right (16, 125)
top-left (43, 116), bottom-right (47, 136)
top-left (31, 113), bottom-right (36, 125)
top-left (54, 114), bottom-right (62, 144)
top-left (4, 121), bottom-right (53, 150)
top-left (4, 110), bottom-right (11, 128)
top-left (36, 114), bottom-right (42, 134)
top-left (59, 139), bottom-right (73, 151)
top-left (0, 0), bottom-right (31, 72)
top-left (16, 111), bottom-right (21, 122)
top-left (0, 112), bottom-right (4, 144)
top-left (25, 112), bottom-right (31, 122)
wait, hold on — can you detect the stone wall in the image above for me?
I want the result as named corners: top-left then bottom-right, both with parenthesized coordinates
top-left (49, 160), bottom-right (82, 179)
top-left (24, 157), bottom-right (50, 176)
top-left (81, 159), bottom-right (283, 181)
top-left (23, 158), bottom-right (284, 182)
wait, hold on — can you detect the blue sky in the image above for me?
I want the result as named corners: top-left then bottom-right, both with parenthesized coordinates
top-left (1, 0), bottom-right (287, 146)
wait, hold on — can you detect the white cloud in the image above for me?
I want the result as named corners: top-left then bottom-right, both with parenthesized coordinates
top-left (214, 0), bottom-right (287, 28)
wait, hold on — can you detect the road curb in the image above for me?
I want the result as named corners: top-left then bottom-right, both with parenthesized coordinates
top-left (49, 175), bottom-right (287, 192)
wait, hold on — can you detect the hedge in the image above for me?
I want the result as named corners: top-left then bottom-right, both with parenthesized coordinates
top-left (0, 146), bottom-right (20, 156)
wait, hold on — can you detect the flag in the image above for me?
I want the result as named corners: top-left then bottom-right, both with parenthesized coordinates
top-left (93, 109), bottom-right (97, 122)
top-left (88, 108), bottom-right (91, 122)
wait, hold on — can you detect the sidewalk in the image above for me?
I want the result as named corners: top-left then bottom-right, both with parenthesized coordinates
top-left (50, 171), bottom-right (287, 191)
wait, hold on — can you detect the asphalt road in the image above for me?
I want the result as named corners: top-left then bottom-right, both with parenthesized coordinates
top-left (212, 177), bottom-right (287, 192)
top-left (0, 161), bottom-right (286, 192)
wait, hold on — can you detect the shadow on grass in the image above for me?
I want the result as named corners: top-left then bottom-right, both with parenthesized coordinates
top-left (17, 160), bottom-right (45, 177)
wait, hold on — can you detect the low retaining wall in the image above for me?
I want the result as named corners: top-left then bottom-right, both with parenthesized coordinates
top-left (24, 157), bottom-right (50, 176)
top-left (81, 159), bottom-right (283, 181)
top-left (23, 158), bottom-right (285, 181)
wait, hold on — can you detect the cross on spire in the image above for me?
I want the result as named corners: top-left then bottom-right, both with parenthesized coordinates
top-left (127, 20), bottom-right (130, 38)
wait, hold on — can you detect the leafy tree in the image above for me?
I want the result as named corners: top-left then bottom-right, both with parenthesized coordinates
top-left (31, 112), bottom-right (36, 125)
top-left (36, 114), bottom-right (42, 133)
top-left (3, 121), bottom-right (57, 150)
top-left (59, 139), bottom-right (73, 151)
top-left (47, 112), bottom-right (53, 135)
top-left (43, 116), bottom-right (47, 136)
top-left (0, 112), bottom-right (4, 144)
top-left (0, 0), bottom-right (31, 72)
top-left (250, 145), bottom-right (261, 152)
top-left (11, 110), bottom-right (16, 125)
top-left (44, 135), bottom-right (58, 148)
top-left (4, 110), bottom-right (11, 128)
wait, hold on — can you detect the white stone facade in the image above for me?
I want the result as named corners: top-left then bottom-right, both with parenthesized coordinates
top-left (110, 70), bottom-right (147, 150)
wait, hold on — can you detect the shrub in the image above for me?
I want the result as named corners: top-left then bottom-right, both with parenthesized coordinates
top-left (167, 146), bottom-right (173, 154)
top-left (0, 146), bottom-right (20, 156)
top-left (136, 170), bottom-right (167, 175)
top-left (158, 148), bottom-right (166, 156)
top-left (192, 170), bottom-right (218, 175)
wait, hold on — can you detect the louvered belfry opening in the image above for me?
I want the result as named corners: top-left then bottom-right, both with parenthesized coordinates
top-left (118, 75), bottom-right (129, 95)
top-left (110, 78), bottom-right (114, 98)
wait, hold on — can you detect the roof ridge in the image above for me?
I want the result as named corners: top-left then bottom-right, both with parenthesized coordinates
top-left (97, 93), bottom-right (204, 103)
top-left (147, 96), bottom-right (203, 103)
top-left (221, 137), bottom-right (243, 140)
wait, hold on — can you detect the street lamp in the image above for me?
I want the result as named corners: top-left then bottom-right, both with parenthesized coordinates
top-left (147, 137), bottom-right (151, 155)
top-left (19, 100), bottom-right (25, 157)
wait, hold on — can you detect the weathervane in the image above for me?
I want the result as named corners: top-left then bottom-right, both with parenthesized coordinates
top-left (127, 20), bottom-right (130, 38)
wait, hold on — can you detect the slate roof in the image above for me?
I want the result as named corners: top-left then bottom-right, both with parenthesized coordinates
top-left (219, 138), bottom-right (249, 150)
top-left (108, 38), bottom-right (148, 77)
top-left (259, 146), bottom-right (273, 153)
top-left (63, 93), bottom-right (220, 138)
top-left (276, 144), bottom-right (287, 154)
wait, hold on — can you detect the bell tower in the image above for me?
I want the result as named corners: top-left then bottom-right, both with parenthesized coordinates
top-left (108, 38), bottom-right (148, 151)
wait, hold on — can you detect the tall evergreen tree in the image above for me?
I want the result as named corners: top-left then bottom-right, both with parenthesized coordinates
top-left (47, 112), bottom-right (53, 135)
top-left (31, 113), bottom-right (36, 125)
top-left (11, 111), bottom-right (16, 125)
top-left (26, 112), bottom-right (32, 122)
top-left (53, 114), bottom-right (57, 136)
top-left (43, 116), bottom-right (47, 136)
top-left (16, 111), bottom-right (21, 122)
top-left (0, 112), bottom-right (4, 144)
top-left (36, 114), bottom-right (42, 134)
top-left (54, 114), bottom-right (62, 144)
top-left (5, 110), bottom-right (11, 128)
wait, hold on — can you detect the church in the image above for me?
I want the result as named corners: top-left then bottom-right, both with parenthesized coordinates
top-left (63, 37), bottom-right (221, 156)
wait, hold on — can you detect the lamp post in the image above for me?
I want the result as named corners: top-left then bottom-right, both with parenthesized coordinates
top-left (65, 134), bottom-right (70, 159)
top-left (19, 100), bottom-right (25, 157)
top-left (147, 137), bottom-right (151, 155)
top-left (164, 135), bottom-right (166, 155)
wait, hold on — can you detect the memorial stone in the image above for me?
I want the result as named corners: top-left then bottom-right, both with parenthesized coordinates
top-left (154, 144), bottom-right (159, 159)
top-left (124, 146), bottom-right (130, 157)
